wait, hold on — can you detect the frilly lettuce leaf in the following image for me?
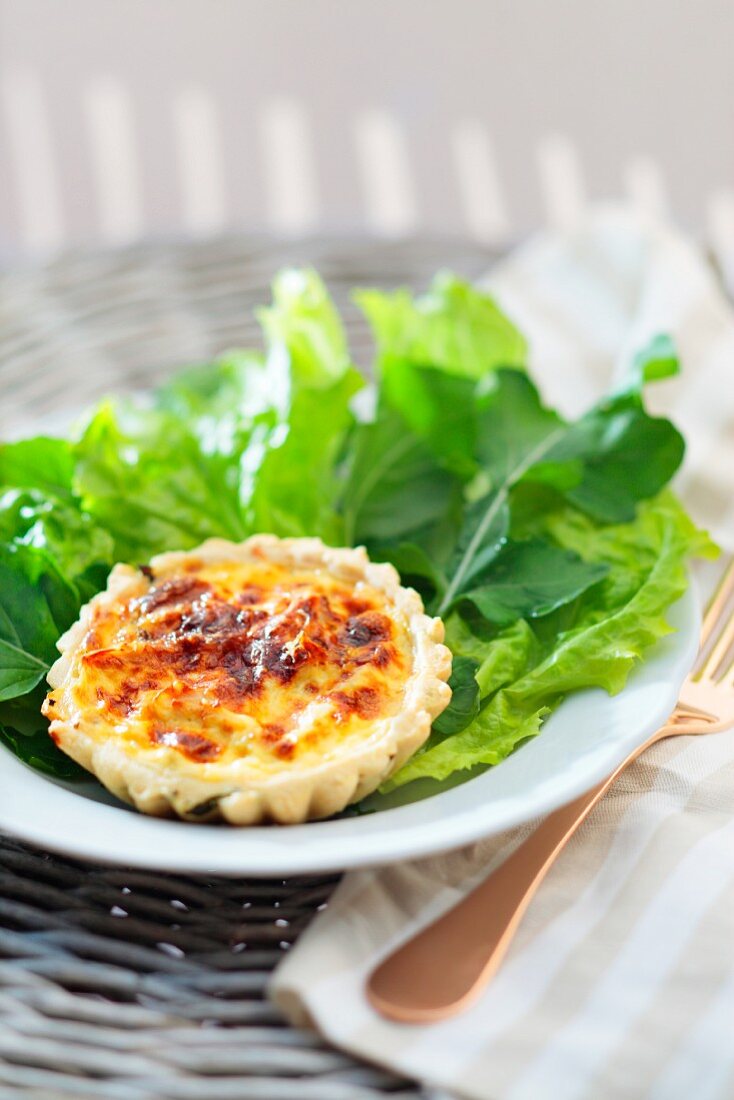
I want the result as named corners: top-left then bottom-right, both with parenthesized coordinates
top-left (356, 272), bottom-right (526, 378)
top-left (0, 437), bottom-right (75, 501)
top-left (73, 270), bottom-right (362, 558)
top-left (258, 268), bottom-right (352, 386)
top-left (0, 489), bottom-right (113, 601)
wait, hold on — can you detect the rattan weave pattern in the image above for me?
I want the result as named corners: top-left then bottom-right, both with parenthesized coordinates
top-left (0, 237), bottom-right (496, 1099)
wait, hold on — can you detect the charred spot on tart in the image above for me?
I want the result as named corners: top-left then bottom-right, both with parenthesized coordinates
top-left (135, 575), bottom-right (212, 616)
top-left (81, 648), bottom-right (125, 671)
top-left (331, 684), bottom-right (381, 722)
top-left (261, 722), bottom-right (297, 760)
top-left (274, 738), bottom-right (296, 760)
top-left (95, 673), bottom-right (158, 717)
top-left (236, 584), bottom-right (265, 606)
top-left (339, 610), bottom-right (400, 672)
top-left (341, 610), bottom-right (391, 647)
top-left (342, 595), bottom-right (372, 616)
top-left (362, 642), bottom-right (399, 669)
top-left (150, 728), bottom-right (222, 762)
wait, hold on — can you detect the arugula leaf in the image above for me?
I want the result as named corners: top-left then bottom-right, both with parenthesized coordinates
top-left (0, 544), bottom-right (77, 701)
top-left (0, 489), bottom-right (114, 599)
top-left (475, 370), bottom-right (565, 482)
top-left (433, 372), bottom-right (564, 614)
top-left (341, 406), bottom-right (459, 545)
top-left (0, 640), bottom-right (48, 702)
top-left (379, 362), bottom-right (478, 478)
top-left (457, 539), bottom-right (608, 626)
top-left (534, 395), bottom-right (685, 523)
top-left (431, 656), bottom-right (480, 737)
top-left (367, 540), bottom-right (448, 605)
top-left (356, 272), bottom-right (526, 378)
top-left (0, 437), bottom-right (75, 501)
top-left (0, 724), bottom-right (86, 777)
top-left (436, 368), bottom-right (684, 614)
top-left (439, 494), bottom-right (511, 611)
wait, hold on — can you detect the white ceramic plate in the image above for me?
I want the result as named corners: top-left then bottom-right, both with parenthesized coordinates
top-left (0, 584), bottom-right (699, 876)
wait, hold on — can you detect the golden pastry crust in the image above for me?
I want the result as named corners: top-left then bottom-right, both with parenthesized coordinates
top-left (43, 536), bottom-right (452, 824)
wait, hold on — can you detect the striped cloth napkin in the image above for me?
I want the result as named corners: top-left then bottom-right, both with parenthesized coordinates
top-left (270, 207), bottom-right (734, 1100)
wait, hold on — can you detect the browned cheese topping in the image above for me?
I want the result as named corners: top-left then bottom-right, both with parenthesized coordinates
top-left (44, 555), bottom-right (414, 773)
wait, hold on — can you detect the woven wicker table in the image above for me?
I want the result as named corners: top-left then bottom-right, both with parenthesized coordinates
top-left (0, 236), bottom-right (495, 1100)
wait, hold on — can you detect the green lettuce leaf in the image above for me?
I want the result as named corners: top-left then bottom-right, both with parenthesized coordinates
top-left (257, 268), bottom-right (352, 386)
top-left (73, 398), bottom-right (250, 560)
top-left (431, 655), bottom-right (481, 738)
top-left (0, 543), bottom-right (78, 701)
top-left (0, 437), bottom-right (75, 501)
top-left (356, 272), bottom-right (527, 378)
top-left (472, 618), bottom-right (537, 698)
top-left (245, 269), bottom-right (364, 542)
top-left (341, 406), bottom-right (459, 545)
top-left (436, 368), bottom-right (684, 616)
top-left (0, 489), bottom-right (114, 599)
top-left (74, 270), bottom-right (361, 558)
top-left (458, 539), bottom-right (608, 626)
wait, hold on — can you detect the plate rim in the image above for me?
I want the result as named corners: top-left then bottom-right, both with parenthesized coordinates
top-left (0, 582), bottom-right (700, 876)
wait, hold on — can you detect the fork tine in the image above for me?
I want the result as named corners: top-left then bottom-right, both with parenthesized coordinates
top-left (700, 556), bottom-right (734, 646)
top-left (700, 607), bottom-right (734, 681)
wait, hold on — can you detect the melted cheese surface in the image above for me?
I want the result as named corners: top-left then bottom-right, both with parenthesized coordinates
top-left (45, 556), bottom-right (414, 778)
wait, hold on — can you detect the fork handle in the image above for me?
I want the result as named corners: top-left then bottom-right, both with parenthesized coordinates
top-left (367, 725), bottom-right (671, 1023)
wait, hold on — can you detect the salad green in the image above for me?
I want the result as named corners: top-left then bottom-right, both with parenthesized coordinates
top-left (0, 269), bottom-right (716, 802)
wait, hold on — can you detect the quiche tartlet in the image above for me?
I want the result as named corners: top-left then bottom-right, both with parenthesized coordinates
top-left (42, 536), bottom-right (452, 824)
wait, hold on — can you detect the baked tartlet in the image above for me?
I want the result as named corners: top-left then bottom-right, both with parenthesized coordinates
top-left (42, 536), bottom-right (452, 824)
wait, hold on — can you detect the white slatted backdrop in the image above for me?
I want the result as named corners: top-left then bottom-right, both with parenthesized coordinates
top-left (1, 0), bottom-right (734, 276)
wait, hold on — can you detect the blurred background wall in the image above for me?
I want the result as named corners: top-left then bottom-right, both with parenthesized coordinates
top-left (1, 0), bottom-right (733, 264)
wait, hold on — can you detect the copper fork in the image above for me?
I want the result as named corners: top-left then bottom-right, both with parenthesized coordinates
top-left (367, 560), bottom-right (734, 1023)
